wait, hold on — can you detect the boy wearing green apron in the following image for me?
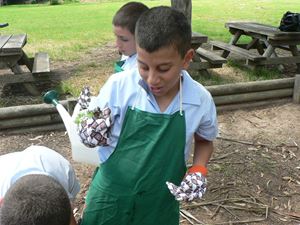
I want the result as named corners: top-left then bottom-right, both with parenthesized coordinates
top-left (113, 2), bottom-right (149, 73)
top-left (81, 6), bottom-right (218, 225)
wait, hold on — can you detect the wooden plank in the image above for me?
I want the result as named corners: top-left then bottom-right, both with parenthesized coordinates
top-left (0, 35), bottom-right (11, 49)
top-left (171, 0), bottom-right (191, 25)
top-left (196, 47), bottom-right (227, 64)
top-left (225, 22), bottom-right (300, 42)
top-left (0, 54), bottom-right (22, 67)
top-left (2, 34), bottom-right (27, 54)
top-left (0, 70), bottom-right (61, 86)
top-left (210, 40), bottom-right (266, 61)
top-left (32, 52), bottom-right (50, 73)
top-left (293, 74), bottom-right (300, 103)
top-left (213, 88), bottom-right (293, 105)
top-left (206, 78), bottom-right (295, 96)
top-left (191, 32), bottom-right (208, 44)
top-left (248, 56), bottom-right (300, 65)
top-left (0, 99), bottom-right (71, 119)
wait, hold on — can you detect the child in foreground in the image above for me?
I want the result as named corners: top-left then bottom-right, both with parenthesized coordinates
top-left (80, 6), bottom-right (218, 225)
top-left (0, 146), bottom-right (80, 225)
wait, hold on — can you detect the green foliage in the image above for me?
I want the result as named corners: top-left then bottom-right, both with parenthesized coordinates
top-left (58, 81), bottom-right (81, 97)
top-left (74, 111), bottom-right (93, 125)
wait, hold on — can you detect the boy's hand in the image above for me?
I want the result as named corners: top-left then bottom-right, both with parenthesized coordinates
top-left (166, 166), bottom-right (207, 201)
top-left (77, 107), bottom-right (112, 148)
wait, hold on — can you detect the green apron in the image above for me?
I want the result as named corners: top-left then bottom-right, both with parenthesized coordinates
top-left (114, 60), bottom-right (125, 73)
top-left (81, 107), bottom-right (186, 225)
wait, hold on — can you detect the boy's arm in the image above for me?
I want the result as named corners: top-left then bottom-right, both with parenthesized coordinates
top-left (192, 134), bottom-right (214, 168)
top-left (166, 134), bottom-right (214, 201)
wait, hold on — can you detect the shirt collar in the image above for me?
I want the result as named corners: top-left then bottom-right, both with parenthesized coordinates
top-left (137, 70), bottom-right (203, 106)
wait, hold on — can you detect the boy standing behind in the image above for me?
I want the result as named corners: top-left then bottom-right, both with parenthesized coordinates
top-left (81, 6), bottom-right (218, 225)
top-left (112, 2), bottom-right (149, 72)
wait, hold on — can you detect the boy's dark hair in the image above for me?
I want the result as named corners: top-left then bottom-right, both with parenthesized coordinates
top-left (0, 174), bottom-right (71, 225)
top-left (135, 6), bottom-right (192, 58)
top-left (113, 2), bottom-right (149, 35)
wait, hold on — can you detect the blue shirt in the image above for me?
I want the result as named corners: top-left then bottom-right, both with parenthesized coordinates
top-left (90, 68), bottom-right (218, 163)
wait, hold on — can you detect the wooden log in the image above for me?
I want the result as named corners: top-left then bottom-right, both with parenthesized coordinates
top-left (0, 100), bottom-right (70, 119)
top-left (213, 88), bottom-right (293, 106)
top-left (0, 113), bottom-right (62, 129)
top-left (171, 0), bottom-right (192, 25)
top-left (293, 74), bottom-right (300, 103)
top-left (0, 123), bottom-right (66, 135)
top-left (217, 98), bottom-right (292, 113)
top-left (206, 78), bottom-right (295, 96)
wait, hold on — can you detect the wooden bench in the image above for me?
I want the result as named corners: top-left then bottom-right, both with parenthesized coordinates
top-left (196, 47), bottom-right (227, 65)
top-left (210, 40), bottom-right (266, 62)
top-left (189, 47), bottom-right (227, 71)
top-left (0, 52), bottom-right (51, 96)
top-left (32, 52), bottom-right (50, 74)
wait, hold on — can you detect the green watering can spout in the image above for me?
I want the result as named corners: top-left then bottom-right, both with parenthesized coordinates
top-left (43, 90), bottom-right (59, 106)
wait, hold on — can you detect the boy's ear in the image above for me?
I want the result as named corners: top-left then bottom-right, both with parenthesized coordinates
top-left (182, 48), bottom-right (194, 70)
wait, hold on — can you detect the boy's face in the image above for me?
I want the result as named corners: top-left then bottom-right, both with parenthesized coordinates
top-left (137, 45), bottom-right (194, 99)
top-left (113, 26), bottom-right (136, 57)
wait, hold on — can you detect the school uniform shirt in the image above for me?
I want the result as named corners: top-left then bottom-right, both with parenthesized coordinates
top-left (90, 68), bottom-right (218, 163)
top-left (120, 53), bottom-right (137, 71)
top-left (0, 145), bottom-right (80, 202)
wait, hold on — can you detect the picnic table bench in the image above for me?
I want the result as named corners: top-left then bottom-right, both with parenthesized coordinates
top-left (189, 32), bottom-right (227, 73)
top-left (0, 33), bottom-right (50, 96)
top-left (210, 22), bottom-right (300, 72)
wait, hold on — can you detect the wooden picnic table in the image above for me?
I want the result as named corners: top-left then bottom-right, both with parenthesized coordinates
top-left (190, 32), bottom-right (226, 73)
top-left (0, 33), bottom-right (50, 96)
top-left (210, 22), bottom-right (300, 72)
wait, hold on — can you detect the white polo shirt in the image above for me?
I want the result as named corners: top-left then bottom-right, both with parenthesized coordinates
top-left (90, 68), bottom-right (218, 163)
top-left (120, 53), bottom-right (138, 71)
top-left (0, 146), bottom-right (80, 202)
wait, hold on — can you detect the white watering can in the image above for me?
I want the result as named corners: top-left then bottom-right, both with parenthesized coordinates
top-left (43, 90), bottom-right (100, 166)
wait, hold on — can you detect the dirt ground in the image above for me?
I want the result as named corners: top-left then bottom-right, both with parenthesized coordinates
top-left (0, 44), bottom-right (300, 224)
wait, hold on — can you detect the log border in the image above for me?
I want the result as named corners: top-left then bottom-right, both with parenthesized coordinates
top-left (0, 77), bottom-right (299, 134)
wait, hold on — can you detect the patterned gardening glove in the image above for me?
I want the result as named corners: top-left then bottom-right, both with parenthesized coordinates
top-left (76, 107), bottom-right (112, 148)
top-left (76, 86), bottom-right (112, 148)
top-left (77, 86), bottom-right (91, 110)
top-left (166, 165), bottom-right (207, 201)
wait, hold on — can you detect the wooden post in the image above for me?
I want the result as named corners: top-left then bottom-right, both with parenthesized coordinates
top-left (293, 74), bottom-right (300, 104)
top-left (171, 0), bottom-right (192, 25)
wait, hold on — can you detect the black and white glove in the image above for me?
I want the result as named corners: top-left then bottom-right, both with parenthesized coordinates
top-left (77, 86), bottom-right (91, 110)
top-left (76, 86), bottom-right (112, 148)
top-left (166, 166), bottom-right (207, 201)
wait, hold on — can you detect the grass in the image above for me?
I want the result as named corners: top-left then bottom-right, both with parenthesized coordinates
top-left (191, 0), bottom-right (300, 43)
top-left (1, 0), bottom-right (299, 59)
top-left (0, 0), bottom-right (298, 101)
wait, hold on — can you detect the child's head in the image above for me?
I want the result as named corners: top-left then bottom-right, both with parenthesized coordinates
top-left (135, 6), bottom-right (192, 58)
top-left (0, 174), bottom-right (72, 225)
top-left (112, 2), bottom-right (149, 57)
top-left (135, 6), bottom-right (194, 99)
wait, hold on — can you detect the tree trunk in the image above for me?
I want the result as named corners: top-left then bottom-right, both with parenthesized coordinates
top-left (171, 0), bottom-right (192, 25)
